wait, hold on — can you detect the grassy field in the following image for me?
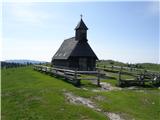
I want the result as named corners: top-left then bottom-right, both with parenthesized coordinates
top-left (97, 60), bottom-right (160, 72)
top-left (2, 67), bottom-right (160, 120)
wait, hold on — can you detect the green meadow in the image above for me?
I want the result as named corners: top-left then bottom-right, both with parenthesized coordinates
top-left (1, 67), bottom-right (160, 120)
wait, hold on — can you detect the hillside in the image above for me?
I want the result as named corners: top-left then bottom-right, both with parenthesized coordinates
top-left (2, 67), bottom-right (160, 120)
top-left (97, 60), bottom-right (160, 72)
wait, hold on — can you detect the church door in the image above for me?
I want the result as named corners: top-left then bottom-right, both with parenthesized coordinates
top-left (79, 58), bottom-right (87, 71)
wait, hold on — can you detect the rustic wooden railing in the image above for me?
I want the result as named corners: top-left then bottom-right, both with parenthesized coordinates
top-left (97, 65), bottom-right (159, 76)
top-left (117, 68), bottom-right (160, 87)
top-left (33, 65), bottom-right (101, 86)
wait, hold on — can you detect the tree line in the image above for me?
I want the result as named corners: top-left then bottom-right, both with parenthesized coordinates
top-left (1, 62), bottom-right (33, 69)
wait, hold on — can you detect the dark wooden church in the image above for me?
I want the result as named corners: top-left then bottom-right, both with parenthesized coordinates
top-left (51, 17), bottom-right (98, 71)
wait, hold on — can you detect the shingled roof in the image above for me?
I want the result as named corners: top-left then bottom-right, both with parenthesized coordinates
top-left (52, 37), bottom-right (98, 60)
top-left (52, 37), bottom-right (77, 60)
top-left (70, 41), bottom-right (98, 59)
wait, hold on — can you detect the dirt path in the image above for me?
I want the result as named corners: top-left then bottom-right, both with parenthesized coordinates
top-left (64, 92), bottom-right (125, 120)
top-left (100, 82), bottom-right (122, 91)
top-left (90, 82), bottom-right (122, 92)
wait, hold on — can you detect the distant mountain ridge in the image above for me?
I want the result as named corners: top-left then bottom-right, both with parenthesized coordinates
top-left (3, 59), bottom-right (48, 64)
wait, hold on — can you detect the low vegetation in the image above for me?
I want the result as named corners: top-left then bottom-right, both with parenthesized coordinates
top-left (2, 66), bottom-right (160, 120)
top-left (97, 60), bottom-right (160, 72)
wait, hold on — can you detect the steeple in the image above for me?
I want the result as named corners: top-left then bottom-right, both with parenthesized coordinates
top-left (75, 15), bottom-right (88, 41)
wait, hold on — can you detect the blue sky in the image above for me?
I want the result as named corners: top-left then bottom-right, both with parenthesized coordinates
top-left (1, 1), bottom-right (159, 63)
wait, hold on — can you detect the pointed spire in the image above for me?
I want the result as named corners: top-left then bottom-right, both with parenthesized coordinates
top-left (75, 15), bottom-right (88, 30)
top-left (80, 14), bottom-right (83, 19)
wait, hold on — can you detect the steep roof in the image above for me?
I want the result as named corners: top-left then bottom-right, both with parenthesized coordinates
top-left (52, 37), bottom-right (98, 60)
top-left (70, 41), bottom-right (98, 59)
top-left (52, 37), bottom-right (78, 60)
top-left (75, 19), bottom-right (88, 30)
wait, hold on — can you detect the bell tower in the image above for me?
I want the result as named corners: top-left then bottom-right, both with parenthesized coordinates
top-left (75, 15), bottom-right (88, 42)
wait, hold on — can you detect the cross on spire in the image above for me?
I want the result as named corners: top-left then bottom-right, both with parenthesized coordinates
top-left (80, 14), bottom-right (83, 19)
top-left (75, 14), bottom-right (88, 30)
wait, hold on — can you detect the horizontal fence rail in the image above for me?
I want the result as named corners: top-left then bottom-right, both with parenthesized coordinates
top-left (117, 68), bottom-right (160, 87)
top-left (97, 65), bottom-right (160, 75)
top-left (34, 65), bottom-right (160, 87)
top-left (33, 65), bottom-right (101, 86)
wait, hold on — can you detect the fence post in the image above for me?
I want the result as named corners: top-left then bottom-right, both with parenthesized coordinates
top-left (41, 66), bottom-right (42, 71)
top-left (74, 70), bottom-right (77, 79)
top-left (64, 70), bottom-right (67, 80)
top-left (55, 69), bottom-right (57, 77)
top-left (111, 66), bottom-right (114, 71)
top-left (97, 69), bottom-right (100, 87)
top-left (75, 70), bottom-right (80, 86)
top-left (118, 68), bottom-right (122, 86)
top-left (45, 67), bottom-right (47, 73)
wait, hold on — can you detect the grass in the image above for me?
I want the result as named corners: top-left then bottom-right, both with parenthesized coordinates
top-left (101, 79), bottom-right (117, 86)
top-left (2, 67), bottom-right (106, 120)
top-left (98, 90), bottom-right (160, 120)
top-left (96, 60), bottom-right (160, 72)
top-left (138, 63), bottom-right (160, 72)
top-left (105, 71), bottom-right (134, 80)
top-left (2, 66), bottom-right (160, 120)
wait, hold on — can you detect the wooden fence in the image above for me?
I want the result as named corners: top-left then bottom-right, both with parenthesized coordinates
top-left (117, 69), bottom-right (160, 87)
top-left (97, 65), bottom-right (159, 76)
top-left (33, 65), bottom-right (101, 86)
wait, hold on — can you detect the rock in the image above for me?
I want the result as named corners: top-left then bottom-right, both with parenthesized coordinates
top-left (64, 92), bottom-right (125, 120)
top-left (82, 88), bottom-right (88, 91)
top-left (105, 112), bottom-right (125, 120)
top-left (100, 82), bottom-right (121, 91)
top-left (64, 93), bottom-right (96, 109)
top-left (93, 95), bottom-right (106, 101)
